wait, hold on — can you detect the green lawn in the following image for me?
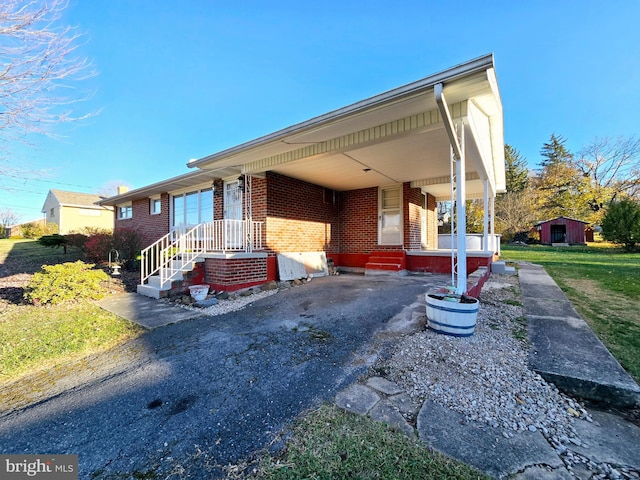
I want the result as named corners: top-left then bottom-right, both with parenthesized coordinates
top-left (257, 404), bottom-right (489, 480)
top-left (501, 243), bottom-right (640, 382)
top-left (0, 239), bottom-right (141, 382)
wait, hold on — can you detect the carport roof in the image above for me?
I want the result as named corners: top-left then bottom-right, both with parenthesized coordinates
top-left (100, 54), bottom-right (504, 206)
top-left (190, 53), bottom-right (505, 200)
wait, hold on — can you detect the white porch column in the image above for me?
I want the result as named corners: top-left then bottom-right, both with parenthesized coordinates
top-left (455, 126), bottom-right (467, 294)
top-left (490, 195), bottom-right (496, 253)
top-left (483, 179), bottom-right (489, 253)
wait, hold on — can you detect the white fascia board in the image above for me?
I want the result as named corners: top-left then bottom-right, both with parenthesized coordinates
top-left (466, 101), bottom-right (496, 196)
top-left (188, 54), bottom-right (496, 170)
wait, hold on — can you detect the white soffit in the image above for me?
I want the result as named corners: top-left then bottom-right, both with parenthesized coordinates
top-left (189, 54), bottom-right (504, 195)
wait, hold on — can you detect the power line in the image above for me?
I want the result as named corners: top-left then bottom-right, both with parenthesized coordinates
top-left (2, 173), bottom-right (98, 190)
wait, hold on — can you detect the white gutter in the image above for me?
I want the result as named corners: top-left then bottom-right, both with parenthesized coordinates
top-left (434, 83), bottom-right (462, 160)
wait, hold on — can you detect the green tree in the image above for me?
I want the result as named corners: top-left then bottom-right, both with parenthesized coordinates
top-left (465, 199), bottom-right (485, 233)
top-left (601, 199), bottom-right (640, 251)
top-left (540, 133), bottom-right (573, 168)
top-left (534, 134), bottom-right (592, 221)
top-left (504, 145), bottom-right (529, 193)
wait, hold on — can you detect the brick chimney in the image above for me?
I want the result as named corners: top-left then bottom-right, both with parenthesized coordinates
top-left (117, 185), bottom-right (129, 195)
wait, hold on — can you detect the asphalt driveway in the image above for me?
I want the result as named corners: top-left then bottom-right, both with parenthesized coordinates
top-left (0, 273), bottom-right (446, 479)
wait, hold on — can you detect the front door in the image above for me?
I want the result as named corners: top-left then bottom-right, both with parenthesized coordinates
top-left (224, 179), bottom-right (243, 247)
top-left (379, 185), bottom-right (402, 245)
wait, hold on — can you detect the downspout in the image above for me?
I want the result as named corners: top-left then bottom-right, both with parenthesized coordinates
top-left (435, 83), bottom-right (467, 295)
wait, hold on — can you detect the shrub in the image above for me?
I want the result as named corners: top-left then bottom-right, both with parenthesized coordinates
top-left (21, 222), bottom-right (59, 239)
top-left (83, 228), bottom-right (141, 269)
top-left (84, 232), bottom-right (114, 263)
top-left (38, 234), bottom-right (71, 253)
top-left (601, 199), bottom-right (640, 251)
top-left (65, 233), bottom-right (89, 251)
top-left (24, 261), bottom-right (110, 305)
top-left (113, 228), bottom-right (142, 269)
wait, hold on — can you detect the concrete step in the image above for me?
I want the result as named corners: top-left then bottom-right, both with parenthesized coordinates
top-left (491, 260), bottom-right (516, 275)
top-left (518, 263), bottom-right (640, 407)
top-left (365, 261), bottom-right (404, 271)
top-left (136, 283), bottom-right (168, 299)
top-left (147, 274), bottom-right (176, 289)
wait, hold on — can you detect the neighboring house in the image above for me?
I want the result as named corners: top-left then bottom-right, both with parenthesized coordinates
top-left (99, 54), bottom-right (506, 297)
top-left (41, 189), bottom-right (114, 234)
top-left (535, 216), bottom-right (589, 245)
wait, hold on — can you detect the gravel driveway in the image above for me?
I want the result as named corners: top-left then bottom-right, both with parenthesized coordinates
top-left (0, 273), bottom-right (446, 479)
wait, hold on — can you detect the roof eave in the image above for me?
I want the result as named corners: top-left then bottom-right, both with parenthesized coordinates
top-left (188, 54), bottom-right (496, 169)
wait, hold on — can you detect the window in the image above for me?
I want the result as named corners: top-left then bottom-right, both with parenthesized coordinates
top-left (118, 205), bottom-right (132, 219)
top-left (50, 208), bottom-right (54, 217)
top-left (150, 198), bottom-right (162, 215)
top-left (171, 188), bottom-right (213, 227)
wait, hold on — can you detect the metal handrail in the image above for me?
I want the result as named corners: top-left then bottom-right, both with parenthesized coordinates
top-left (140, 220), bottom-right (264, 287)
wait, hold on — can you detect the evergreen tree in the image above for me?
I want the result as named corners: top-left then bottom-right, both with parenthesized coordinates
top-left (534, 134), bottom-right (592, 221)
top-left (504, 145), bottom-right (529, 193)
top-left (601, 199), bottom-right (640, 251)
top-left (540, 133), bottom-right (572, 168)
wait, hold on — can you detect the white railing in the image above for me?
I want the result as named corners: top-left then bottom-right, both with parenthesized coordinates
top-left (140, 220), bottom-right (264, 287)
top-left (198, 219), bottom-right (263, 253)
top-left (140, 225), bottom-right (204, 288)
top-left (437, 233), bottom-right (501, 253)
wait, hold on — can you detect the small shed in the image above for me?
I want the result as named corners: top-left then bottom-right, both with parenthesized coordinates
top-left (535, 216), bottom-right (589, 245)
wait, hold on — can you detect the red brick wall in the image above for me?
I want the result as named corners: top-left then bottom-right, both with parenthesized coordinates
top-left (404, 183), bottom-right (423, 250)
top-left (425, 193), bottom-right (437, 249)
top-left (264, 172), bottom-right (340, 254)
top-left (115, 194), bottom-right (170, 248)
top-left (204, 256), bottom-right (267, 291)
top-left (339, 187), bottom-right (379, 254)
top-left (213, 179), bottom-right (224, 221)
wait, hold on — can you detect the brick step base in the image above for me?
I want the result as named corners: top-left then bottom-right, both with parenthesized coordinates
top-left (365, 251), bottom-right (407, 272)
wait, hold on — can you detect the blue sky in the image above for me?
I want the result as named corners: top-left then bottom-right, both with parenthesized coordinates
top-left (2, 0), bottom-right (639, 222)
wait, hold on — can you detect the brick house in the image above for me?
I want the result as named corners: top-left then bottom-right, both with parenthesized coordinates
top-left (99, 55), bottom-right (505, 298)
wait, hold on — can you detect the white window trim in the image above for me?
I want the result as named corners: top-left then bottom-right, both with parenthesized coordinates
top-left (378, 184), bottom-right (403, 245)
top-left (170, 187), bottom-right (213, 228)
top-left (117, 203), bottom-right (132, 220)
top-left (150, 196), bottom-right (162, 215)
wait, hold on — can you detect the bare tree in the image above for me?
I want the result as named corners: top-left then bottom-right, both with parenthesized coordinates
top-left (0, 206), bottom-right (21, 236)
top-left (575, 136), bottom-right (640, 211)
top-left (495, 188), bottom-right (538, 242)
top-left (0, 0), bottom-right (94, 146)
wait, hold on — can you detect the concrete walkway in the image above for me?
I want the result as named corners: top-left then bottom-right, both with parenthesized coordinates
top-left (97, 292), bottom-right (205, 328)
top-left (518, 262), bottom-right (640, 407)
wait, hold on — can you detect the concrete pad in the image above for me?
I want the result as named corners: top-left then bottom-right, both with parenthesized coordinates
top-left (366, 376), bottom-right (403, 395)
top-left (416, 400), bottom-right (563, 478)
top-left (335, 384), bottom-right (380, 415)
top-left (521, 296), bottom-right (580, 319)
top-left (570, 409), bottom-right (640, 469)
top-left (511, 465), bottom-right (573, 479)
top-left (528, 314), bottom-right (640, 406)
top-left (518, 263), bottom-right (640, 407)
top-left (97, 293), bottom-right (204, 329)
top-left (369, 400), bottom-right (415, 438)
top-left (388, 393), bottom-right (421, 418)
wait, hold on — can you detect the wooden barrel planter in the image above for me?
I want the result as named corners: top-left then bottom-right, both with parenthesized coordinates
top-left (426, 293), bottom-right (479, 337)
